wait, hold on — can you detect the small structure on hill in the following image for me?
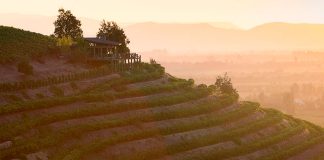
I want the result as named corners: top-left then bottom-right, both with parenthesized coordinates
top-left (85, 37), bottom-right (120, 57)
top-left (85, 37), bottom-right (141, 71)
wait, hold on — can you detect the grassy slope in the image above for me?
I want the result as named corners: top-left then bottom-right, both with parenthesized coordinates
top-left (0, 62), bottom-right (323, 159)
top-left (0, 26), bottom-right (323, 160)
top-left (0, 26), bottom-right (55, 62)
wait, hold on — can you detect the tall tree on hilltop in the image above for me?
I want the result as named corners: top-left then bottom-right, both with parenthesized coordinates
top-left (53, 8), bottom-right (83, 40)
top-left (97, 20), bottom-right (130, 53)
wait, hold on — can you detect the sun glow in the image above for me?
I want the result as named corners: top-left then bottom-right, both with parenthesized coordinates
top-left (0, 0), bottom-right (323, 28)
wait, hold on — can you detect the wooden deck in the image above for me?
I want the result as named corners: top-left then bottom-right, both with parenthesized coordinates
top-left (90, 53), bottom-right (142, 71)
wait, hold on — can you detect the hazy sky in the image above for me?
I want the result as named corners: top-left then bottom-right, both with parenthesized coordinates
top-left (1, 0), bottom-right (324, 28)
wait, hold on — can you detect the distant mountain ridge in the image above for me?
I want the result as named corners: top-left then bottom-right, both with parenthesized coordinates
top-left (125, 22), bottom-right (324, 52)
top-left (1, 13), bottom-right (324, 52)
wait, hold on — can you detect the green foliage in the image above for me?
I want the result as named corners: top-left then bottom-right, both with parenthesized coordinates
top-left (140, 62), bottom-right (165, 74)
top-left (54, 100), bottom-right (260, 160)
top-left (0, 62), bottom-right (162, 92)
top-left (35, 93), bottom-right (45, 99)
top-left (197, 84), bottom-right (208, 89)
top-left (2, 60), bottom-right (321, 160)
top-left (0, 87), bottom-right (215, 159)
top-left (115, 80), bottom-right (192, 99)
top-left (150, 59), bottom-right (157, 64)
top-left (20, 90), bottom-right (31, 99)
top-left (56, 37), bottom-right (90, 63)
top-left (56, 36), bottom-right (73, 47)
top-left (215, 73), bottom-right (239, 98)
top-left (49, 85), bottom-right (64, 97)
top-left (196, 126), bottom-right (304, 160)
top-left (188, 78), bottom-right (195, 86)
top-left (53, 8), bottom-right (83, 39)
top-left (17, 59), bottom-right (33, 75)
top-left (97, 20), bottom-right (130, 53)
top-left (68, 46), bottom-right (88, 63)
top-left (0, 26), bottom-right (55, 63)
top-left (0, 81), bottom-right (199, 145)
top-left (208, 84), bottom-right (217, 91)
top-left (112, 85), bottom-right (128, 92)
top-left (2, 94), bottom-right (23, 102)
top-left (0, 66), bottom-right (113, 92)
top-left (0, 66), bottom-right (165, 115)
top-left (70, 82), bottom-right (78, 90)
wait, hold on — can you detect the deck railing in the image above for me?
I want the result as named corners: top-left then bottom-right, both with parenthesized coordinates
top-left (89, 52), bottom-right (142, 71)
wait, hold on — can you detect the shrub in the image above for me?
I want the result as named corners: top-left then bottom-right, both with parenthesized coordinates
top-left (56, 36), bottom-right (73, 47)
top-left (141, 62), bottom-right (165, 74)
top-left (20, 90), bottom-right (31, 99)
top-left (2, 94), bottom-right (23, 102)
top-left (112, 85), bottom-right (128, 92)
top-left (35, 93), bottom-right (45, 99)
top-left (0, 65), bottom-right (113, 92)
top-left (49, 85), bottom-right (64, 96)
top-left (70, 82), bottom-right (78, 90)
top-left (208, 84), bottom-right (217, 92)
top-left (17, 60), bottom-right (33, 75)
top-left (197, 84), bottom-right (208, 89)
top-left (68, 47), bottom-right (88, 63)
top-left (150, 58), bottom-right (157, 64)
top-left (188, 78), bottom-right (195, 86)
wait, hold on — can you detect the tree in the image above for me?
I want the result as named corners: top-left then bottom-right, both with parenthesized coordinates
top-left (53, 8), bottom-right (83, 39)
top-left (215, 73), bottom-right (239, 98)
top-left (97, 20), bottom-right (130, 53)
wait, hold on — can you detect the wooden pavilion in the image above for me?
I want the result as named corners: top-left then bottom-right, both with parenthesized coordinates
top-left (85, 37), bottom-right (141, 71)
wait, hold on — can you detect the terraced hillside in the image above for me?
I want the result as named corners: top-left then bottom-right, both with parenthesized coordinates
top-left (1, 63), bottom-right (324, 160)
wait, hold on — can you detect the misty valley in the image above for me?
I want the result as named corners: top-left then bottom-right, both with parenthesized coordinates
top-left (145, 51), bottom-right (324, 126)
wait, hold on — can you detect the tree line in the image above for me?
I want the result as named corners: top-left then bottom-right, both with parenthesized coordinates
top-left (53, 8), bottom-right (130, 53)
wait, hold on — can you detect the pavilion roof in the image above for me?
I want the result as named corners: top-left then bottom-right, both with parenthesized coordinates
top-left (84, 37), bottom-right (121, 46)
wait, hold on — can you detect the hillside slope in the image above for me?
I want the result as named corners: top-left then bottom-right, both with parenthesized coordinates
top-left (0, 26), bottom-right (55, 62)
top-left (0, 63), bottom-right (324, 160)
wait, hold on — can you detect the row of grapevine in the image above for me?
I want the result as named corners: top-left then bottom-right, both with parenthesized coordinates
top-left (56, 102), bottom-right (263, 160)
top-left (0, 80), bottom-right (196, 142)
top-left (0, 67), bottom-right (167, 116)
top-left (0, 66), bottom-right (113, 92)
top-left (0, 87), bottom-right (216, 159)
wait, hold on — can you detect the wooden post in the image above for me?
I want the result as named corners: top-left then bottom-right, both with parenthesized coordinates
top-left (114, 60), bottom-right (117, 72)
top-left (131, 58), bottom-right (133, 70)
top-left (121, 59), bottom-right (123, 72)
top-left (124, 59), bottom-right (126, 71)
top-left (115, 60), bottom-right (117, 72)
